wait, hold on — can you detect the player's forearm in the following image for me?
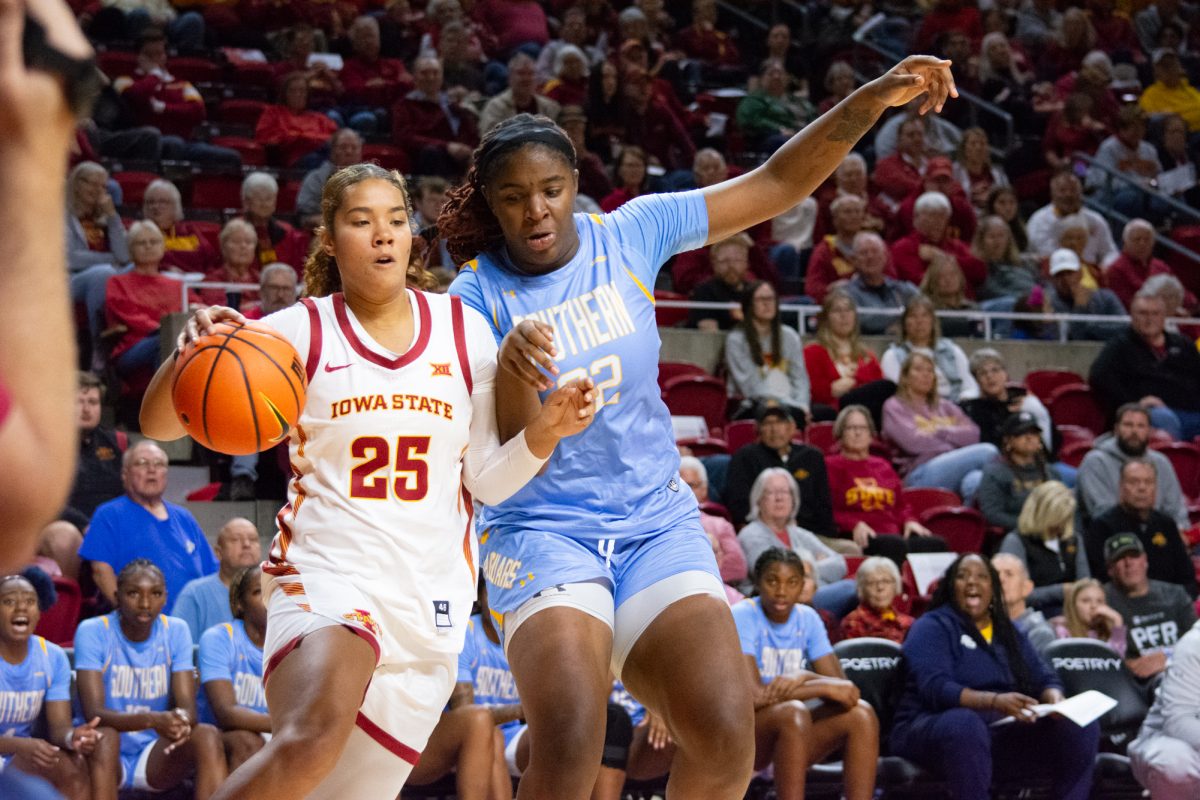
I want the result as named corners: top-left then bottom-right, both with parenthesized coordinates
top-left (488, 703), bottom-right (524, 725)
top-left (215, 705), bottom-right (272, 734)
top-left (139, 353), bottom-right (188, 440)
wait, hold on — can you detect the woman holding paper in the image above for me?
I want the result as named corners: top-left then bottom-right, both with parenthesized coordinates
top-left (888, 553), bottom-right (1100, 800)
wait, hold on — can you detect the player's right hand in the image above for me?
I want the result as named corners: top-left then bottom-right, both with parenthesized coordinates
top-left (499, 319), bottom-right (558, 391)
top-left (178, 305), bottom-right (246, 352)
top-left (18, 737), bottom-right (60, 769)
top-left (536, 377), bottom-right (597, 439)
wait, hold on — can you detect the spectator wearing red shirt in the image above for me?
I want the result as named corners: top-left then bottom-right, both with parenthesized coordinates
top-left (600, 144), bottom-right (650, 212)
top-left (391, 55), bottom-right (480, 179)
top-left (807, 195), bottom-right (868, 304)
top-left (895, 156), bottom-right (978, 242)
top-left (826, 405), bottom-right (945, 564)
top-left (541, 45), bottom-right (590, 108)
top-left (202, 219), bottom-right (262, 310)
top-left (1107, 219), bottom-right (1198, 312)
top-left (619, 67), bottom-right (695, 175)
top-left (113, 31), bottom-right (204, 139)
top-left (106, 221), bottom-right (199, 378)
top-left (1037, 8), bottom-right (1097, 81)
top-left (271, 23), bottom-right (344, 111)
top-left (1087, 0), bottom-right (1144, 64)
top-left (339, 15), bottom-right (414, 133)
top-left (872, 116), bottom-right (928, 206)
top-left (141, 179), bottom-right (218, 275)
top-left (803, 289), bottom-right (888, 419)
top-left (890, 192), bottom-right (986, 295)
top-left (1054, 52), bottom-right (1120, 130)
top-left (676, 0), bottom-right (741, 67)
top-left (813, 154), bottom-right (891, 241)
top-left (473, 0), bottom-right (549, 58)
top-left (255, 72), bottom-right (340, 169)
top-left (914, 0), bottom-right (983, 52)
top-left (839, 557), bottom-right (915, 643)
top-left (237, 172), bottom-right (309, 274)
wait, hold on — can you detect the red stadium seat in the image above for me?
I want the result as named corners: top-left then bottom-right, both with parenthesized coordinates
top-left (277, 179), bottom-right (301, 214)
top-left (1055, 424), bottom-right (1095, 449)
top-left (112, 170), bottom-right (161, 207)
top-left (653, 290), bottom-right (690, 328)
top-left (1057, 439), bottom-right (1093, 467)
top-left (657, 360), bottom-right (707, 391)
top-left (845, 555), bottom-right (865, 578)
top-left (1046, 383), bottom-right (1107, 436)
top-left (699, 501), bottom-right (731, 521)
top-left (676, 437), bottom-right (729, 456)
top-left (1024, 369), bottom-right (1084, 402)
top-left (168, 57), bottom-right (223, 84)
top-left (189, 174), bottom-right (243, 211)
top-left (899, 560), bottom-right (927, 616)
top-left (97, 49), bottom-right (137, 79)
top-left (361, 143), bottom-right (411, 173)
top-left (661, 374), bottom-right (728, 435)
top-left (724, 419), bottom-right (757, 452)
top-left (188, 220), bottom-right (223, 249)
top-left (1151, 442), bottom-right (1200, 504)
top-left (919, 506), bottom-right (987, 554)
top-left (211, 136), bottom-right (265, 166)
top-left (218, 98), bottom-right (268, 127)
top-left (805, 420), bottom-right (835, 452)
top-left (186, 481), bottom-right (224, 502)
top-left (34, 577), bottom-right (82, 647)
top-left (901, 487), bottom-right (962, 517)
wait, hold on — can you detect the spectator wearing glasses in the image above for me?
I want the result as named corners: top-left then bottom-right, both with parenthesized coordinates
top-left (78, 440), bottom-right (217, 614)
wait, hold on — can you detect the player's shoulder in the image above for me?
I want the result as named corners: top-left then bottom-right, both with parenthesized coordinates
top-left (730, 597), bottom-right (759, 622)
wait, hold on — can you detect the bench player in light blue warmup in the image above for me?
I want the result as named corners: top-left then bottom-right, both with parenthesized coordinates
top-left (445, 54), bottom-right (957, 800)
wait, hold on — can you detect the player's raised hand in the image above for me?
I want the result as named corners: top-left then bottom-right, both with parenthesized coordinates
top-left (538, 377), bottom-right (597, 437)
top-left (499, 319), bottom-right (558, 391)
top-left (869, 55), bottom-right (958, 115)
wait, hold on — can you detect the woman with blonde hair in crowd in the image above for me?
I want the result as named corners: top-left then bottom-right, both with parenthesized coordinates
top-left (803, 288), bottom-right (892, 423)
top-left (880, 295), bottom-right (979, 403)
top-left (1050, 578), bottom-right (1125, 656)
top-left (953, 127), bottom-right (1009, 212)
top-left (972, 214), bottom-right (1037, 302)
top-left (998, 481), bottom-right (1088, 614)
top-left (918, 255), bottom-right (976, 338)
top-left (881, 351), bottom-right (996, 496)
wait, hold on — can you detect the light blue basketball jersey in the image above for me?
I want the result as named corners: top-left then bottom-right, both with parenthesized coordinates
top-left (0, 637), bottom-right (71, 740)
top-left (458, 616), bottom-right (523, 743)
top-left (74, 612), bottom-right (194, 757)
top-left (731, 597), bottom-right (833, 682)
top-left (450, 192), bottom-right (710, 541)
top-left (609, 680), bottom-right (646, 727)
top-left (197, 620), bottom-right (266, 726)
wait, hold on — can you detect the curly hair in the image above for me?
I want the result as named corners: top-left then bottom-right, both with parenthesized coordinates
top-left (228, 565), bottom-right (262, 621)
top-left (303, 163), bottom-right (436, 297)
top-left (438, 114), bottom-right (577, 266)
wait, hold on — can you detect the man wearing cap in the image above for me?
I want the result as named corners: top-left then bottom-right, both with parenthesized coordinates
top-left (889, 191), bottom-right (987, 293)
top-left (1044, 247), bottom-right (1127, 340)
top-left (722, 406), bottom-right (839, 546)
top-left (1089, 289), bottom-right (1200, 441)
top-left (976, 411), bottom-right (1065, 532)
top-left (895, 156), bottom-right (978, 241)
top-left (1077, 403), bottom-right (1192, 531)
top-left (1086, 460), bottom-right (1197, 596)
top-left (1027, 172), bottom-right (1118, 261)
top-left (1103, 532), bottom-right (1197, 678)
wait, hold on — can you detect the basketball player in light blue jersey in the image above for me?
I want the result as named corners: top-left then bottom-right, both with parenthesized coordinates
top-left (444, 55), bottom-right (957, 799)
top-left (0, 574), bottom-right (116, 799)
top-left (198, 566), bottom-right (269, 771)
top-left (75, 559), bottom-right (227, 798)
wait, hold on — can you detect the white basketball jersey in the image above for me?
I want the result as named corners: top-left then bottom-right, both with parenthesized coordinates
top-left (261, 290), bottom-right (489, 657)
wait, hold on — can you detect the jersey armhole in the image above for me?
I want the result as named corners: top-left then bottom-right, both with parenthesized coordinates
top-left (300, 298), bottom-right (324, 383)
top-left (450, 296), bottom-right (473, 395)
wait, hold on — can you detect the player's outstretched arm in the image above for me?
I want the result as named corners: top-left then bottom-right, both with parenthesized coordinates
top-left (140, 305), bottom-right (246, 439)
top-left (702, 55), bottom-right (957, 245)
top-left (0, 0), bottom-right (94, 569)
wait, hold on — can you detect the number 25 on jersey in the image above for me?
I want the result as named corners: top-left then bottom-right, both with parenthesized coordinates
top-left (349, 436), bottom-right (430, 501)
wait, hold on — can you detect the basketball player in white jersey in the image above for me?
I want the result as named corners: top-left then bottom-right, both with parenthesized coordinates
top-left (139, 163), bottom-right (596, 800)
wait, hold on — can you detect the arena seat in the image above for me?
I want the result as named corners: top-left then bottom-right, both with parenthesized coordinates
top-left (805, 420), bottom-right (835, 452)
top-left (918, 506), bottom-right (986, 554)
top-left (652, 290), bottom-right (690, 328)
top-left (724, 418), bottom-right (757, 452)
top-left (1024, 369), bottom-right (1084, 402)
top-left (111, 170), bottom-right (162, 207)
top-left (277, 178), bottom-right (301, 214)
top-left (33, 577), bottom-right (81, 647)
top-left (699, 501), bottom-right (730, 521)
top-left (661, 374), bottom-right (727, 435)
top-left (210, 136), bottom-right (265, 166)
top-left (1150, 441), bottom-right (1200, 506)
top-left (218, 98), bottom-right (268, 127)
top-left (1055, 424), bottom-right (1096, 449)
top-left (1058, 438), bottom-right (1094, 468)
top-left (189, 174), bottom-right (244, 211)
top-left (1043, 638), bottom-right (1149, 754)
top-left (96, 49), bottom-right (137, 79)
top-left (168, 56), bottom-right (223, 84)
top-left (675, 436), bottom-right (729, 456)
top-left (656, 360), bottom-right (707, 391)
top-left (900, 487), bottom-right (961, 517)
top-left (1046, 383), bottom-right (1107, 437)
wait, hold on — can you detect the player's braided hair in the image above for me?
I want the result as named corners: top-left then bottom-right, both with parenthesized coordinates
top-left (304, 163), bottom-right (436, 297)
top-left (438, 113), bottom-right (577, 266)
top-left (116, 558), bottom-right (165, 589)
top-left (228, 565), bottom-right (261, 621)
top-left (752, 547), bottom-right (807, 585)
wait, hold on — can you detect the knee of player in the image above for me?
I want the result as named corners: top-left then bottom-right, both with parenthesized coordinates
top-left (90, 726), bottom-right (121, 764)
top-left (763, 699), bottom-right (812, 731)
top-left (848, 699), bottom-right (880, 732)
top-left (269, 721), bottom-right (349, 775)
top-left (225, 729), bottom-right (267, 760)
top-left (681, 698), bottom-right (755, 765)
top-left (191, 723), bottom-right (224, 753)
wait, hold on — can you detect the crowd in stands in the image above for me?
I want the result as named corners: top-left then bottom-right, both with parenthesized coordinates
top-left (9, 0), bottom-right (1200, 797)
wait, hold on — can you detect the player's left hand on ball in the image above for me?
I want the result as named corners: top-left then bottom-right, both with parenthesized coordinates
top-left (871, 55), bottom-right (958, 115)
top-left (538, 377), bottom-right (597, 437)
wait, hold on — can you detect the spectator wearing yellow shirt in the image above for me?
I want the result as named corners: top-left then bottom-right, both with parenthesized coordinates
top-left (1139, 51), bottom-right (1200, 131)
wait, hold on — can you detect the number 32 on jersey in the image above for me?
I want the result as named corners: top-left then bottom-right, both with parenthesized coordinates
top-left (557, 354), bottom-right (622, 410)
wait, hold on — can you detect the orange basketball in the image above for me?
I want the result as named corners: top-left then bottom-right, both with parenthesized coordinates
top-left (172, 320), bottom-right (307, 456)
